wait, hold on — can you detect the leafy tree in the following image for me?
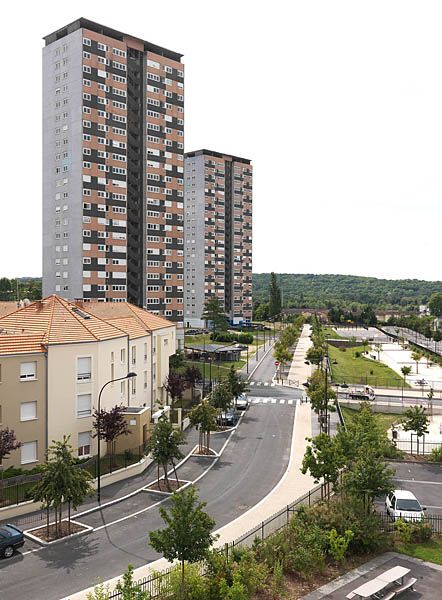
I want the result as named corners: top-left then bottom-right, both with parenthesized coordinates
top-left (149, 487), bottom-right (217, 598)
top-left (209, 381), bottom-right (234, 413)
top-left (0, 427), bottom-right (21, 468)
top-left (429, 292), bottom-right (442, 317)
top-left (268, 272), bottom-right (282, 319)
top-left (184, 365), bottom-right (202, 401)
top-left (402, 405), bottom-right (430, 455)
top-left (226, 365), bottom-right (248, 401)
top-left (337, 402), bottom-right (394, 462)
top-left (361, 339), bottom-right (369, 354)
top-left (92, 405), bottom-right (130, 459)
top-left (147, 415), bottom-right (185, 491)
top-left (411, 350), bottom-right (423, 374)
top-left (164, 372), bottom-right (187, 408)
top-left (307, 370), bottom-right (336, 416)
top-left (169, 351), bottom-right (185, 371)
top-left (342, 450), bottom-right (394, 512)
top-left (33, 436), bottom-right (93, 536)
top-left (302, 433), bottom-right (344, 498)
top-left (189, 400), bottom-right (218, 454)
top-left (360, 305), bottom-right (377, 326)
top-left (401, 365), bottom-right (412, 384)
top-left (306, 345), bottom-right (325, 366)
top-left (374, 343), bottom-right (382, 360)
top-left (254, 302), bottom-right (269, 322)
top-left (202, 295), bottom-right (228, 332)
top-left (273, 341), bottom-right (292, 365)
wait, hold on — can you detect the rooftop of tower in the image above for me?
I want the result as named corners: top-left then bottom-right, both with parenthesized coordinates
top-left (43, 17), bottom-right (183, 62)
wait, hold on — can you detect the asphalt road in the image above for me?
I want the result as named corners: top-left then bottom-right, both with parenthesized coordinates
top-left (390, 461), bottom-right (442, 516)
top-left (0, 401), bottom-right (296, 600)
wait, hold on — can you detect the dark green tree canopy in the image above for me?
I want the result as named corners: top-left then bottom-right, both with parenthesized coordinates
top-left (429, 293), bottom-right (442, 317)
top-left (268, 272), bottom-right (282, 318)
top-left (201, 296), bottom-right (228, 332)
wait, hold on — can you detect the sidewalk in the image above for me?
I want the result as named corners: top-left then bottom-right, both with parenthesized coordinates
top-left (65, 402), bottom-right (315, 600)
top-left (240, 339), bottom-right (275, 380)
top-left (287, 324), bottom-right (313, 388)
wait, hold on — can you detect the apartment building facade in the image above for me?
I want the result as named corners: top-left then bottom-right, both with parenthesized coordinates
top-left (184, 150), bottom-right (252, 326)
top-left (0, 295), bottom-right (176, 469)
top-left (42, 18), bottom-right (185, 321)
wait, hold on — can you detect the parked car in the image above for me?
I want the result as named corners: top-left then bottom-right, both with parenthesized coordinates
top-left (385, 490), bottom-right (426, 522)
top-left (0, 524), bottom-right (25, 558)
top-left (416, 379), bottom-right (428, 386)
top-left (236, 394), bottom-right (249, 411)
top-left (217, 408), bottom-right (238, 426)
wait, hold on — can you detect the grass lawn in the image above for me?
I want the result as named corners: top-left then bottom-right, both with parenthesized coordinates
top-left (323, 326), bottom-right (347, 339)
top-left (328, 343), bottom-right (408, 388)
top-left (181, 359), bottom-right (246, 380)
top-left (396, 538), bottom-right (442, 565)
top-left (340, 405), bottom-right (401, 433)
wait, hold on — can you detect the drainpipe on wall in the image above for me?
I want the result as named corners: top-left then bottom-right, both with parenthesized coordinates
top-left (150, 332), bottom-right (154, 414)
top-left (127, 335), bottom-right (130, 407)
top-left (44, 346), bottom-right (49, 460)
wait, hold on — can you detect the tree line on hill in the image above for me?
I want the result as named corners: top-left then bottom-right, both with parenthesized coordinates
top-left (253, 273), bottom-right (442, 311)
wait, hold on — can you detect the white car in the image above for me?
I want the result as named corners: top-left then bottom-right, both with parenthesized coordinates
top-left (235, 394), bottom-right (249, 411)
top-left (385, 490), bottom-right (426, 522)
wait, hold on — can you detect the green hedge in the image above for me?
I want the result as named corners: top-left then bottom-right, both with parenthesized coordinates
top-left (210, 332), bottom-right (254, 344)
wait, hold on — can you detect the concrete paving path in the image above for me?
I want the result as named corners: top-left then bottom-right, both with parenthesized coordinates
top-left (287, 323), bottom-right (313, 388)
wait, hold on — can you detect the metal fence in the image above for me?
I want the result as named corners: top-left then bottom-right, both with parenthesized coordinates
top-left (0, 443), bottom-right (149, 509)
top-left (377, 511), bottom-right (442, 534)
top-left (393, 438), bottom-right (442, 455)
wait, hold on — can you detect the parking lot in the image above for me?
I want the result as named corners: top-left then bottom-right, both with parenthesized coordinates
top-left (387, 461), bottom-right (442, 516)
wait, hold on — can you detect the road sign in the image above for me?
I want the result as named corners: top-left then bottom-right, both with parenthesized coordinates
top-left (274, 361), bottom-right (280, 366)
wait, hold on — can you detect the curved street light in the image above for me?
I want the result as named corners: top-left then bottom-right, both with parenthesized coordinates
top-left (96, 372), bottom-right (137, 502)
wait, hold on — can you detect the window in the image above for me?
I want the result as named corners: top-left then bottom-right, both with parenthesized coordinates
top-left (131, 346), bottom-right (136, 365)
top-left (144, 370), bottom-right (148, 389)
top-left (21, 441), bottom-right (37, 465)
top-left (20, 401), bottom-right (37, 421)
top-left (77, 356), bottom-right (92, 381)
top-left (120, 348), bottom-right (126, 363)
top-left (77, 394), bottom-right (92, 418)
top-left (20, 361), bottom-right (36, 381)
top-left (78, 431), bottom-right (91, 457)
top-left (131, 377), bottom-right (136, 395)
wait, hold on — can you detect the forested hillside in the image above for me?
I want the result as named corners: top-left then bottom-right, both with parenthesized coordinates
top-left (252, 273), bottom-right (442, 310)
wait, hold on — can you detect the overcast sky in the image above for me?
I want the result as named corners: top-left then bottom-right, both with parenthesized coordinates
top-left (1, 1), bottom-right (441, 280)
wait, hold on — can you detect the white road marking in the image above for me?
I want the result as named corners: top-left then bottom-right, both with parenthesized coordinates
top-left (249, 381), bottom-right (255, 386)
top-left (264, 382), bottom-right (269, 386)
top-left (271, 383), bottom-right (275, 387)
top-left (288, 399), bottom-right (294, 405)
top-left (262, 398), bottom-right (268, 404)
top-left (252, 399), bottom-right (260, 404)
top-left (394, 478), bottom-right (442, 486)
top-left (256, 382), bottom-right (262, 386)
top-left (279, 399), bottom-right (285, 404)
top-left (271, 398), bottom-right (276, 404)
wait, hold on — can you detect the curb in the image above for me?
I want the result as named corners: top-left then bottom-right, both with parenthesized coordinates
top-left (24, 519), bottom-right (93, 547)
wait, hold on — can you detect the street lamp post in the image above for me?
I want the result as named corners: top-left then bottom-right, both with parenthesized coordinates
top-left (96, 372), bottom-right (136, 503)
top-left (246, 345), bottom-right (249, 374)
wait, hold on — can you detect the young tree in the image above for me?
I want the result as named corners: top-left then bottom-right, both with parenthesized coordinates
top-left (209, 381), bottom-right (234, 413)
top-left (201, 296), bottom-right (228, 332)
top-left (184, 365), bottom-right (203, 402)
top-left (273, 341), bottom-right (292, 366)
top-left (402, 405), bottom-right (430, 455)
top-left (374, 343), bottom-right (382, 360)
top-left (411, 350), bottom-right (423, 374)
top-left (361, 339), bottom-right (369, 354)
top-left (33, 436), bottom-right (93, 536)
top-left (302, 433), bottom-right (344, 499)
top-left (268, 272), bottom-right (282, 319)
top-left (226, 365), bottom-right (248, 402)
top-left (401, 365), bottom-right (412, 384)
top-left (149, 487), bottom-right (217, 597)
top-left (164, 372), bottom-right (187, 408)
top-left (342, 450), bottom-right (394, 513)
top-left (189, 400), bottom-right (218, 454)
top-left (92, 405), bottom-right (130, 460)
top-left (0, 427), bottom-right (21, 469)
top-left (146, 415), bottom-right (185, 491)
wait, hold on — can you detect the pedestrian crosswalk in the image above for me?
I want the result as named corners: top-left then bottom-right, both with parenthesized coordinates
top-left (249, 396), bottom-right (298, 406)
top-left (249, 381), bottom-right (275, 387)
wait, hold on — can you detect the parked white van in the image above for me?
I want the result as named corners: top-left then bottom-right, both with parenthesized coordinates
top-left (385, 490), bottom-right (426, 521)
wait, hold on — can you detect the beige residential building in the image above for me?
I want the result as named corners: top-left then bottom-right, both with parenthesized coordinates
top-left (0, 295), bottom-right (175, 469)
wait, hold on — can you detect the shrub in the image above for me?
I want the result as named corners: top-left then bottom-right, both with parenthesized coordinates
top-left (430, 446), bottom-right (442, 462)
top-left (395, 518), bottom-right (432, 544)
top-left (286, 519), bottom-right (327, 579)
top-left (166, 563), bottom-right (208, 600)
top-left (355, 351), bottom-right (361, 358)
top-left (270, 560), bottom-right (284, 599)
top-left (305, 497), bottom-right (388, 554)
top-left (327, 528), bottom-right (354, 562)
top-left (210, 332), bottom-right (254, 345)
